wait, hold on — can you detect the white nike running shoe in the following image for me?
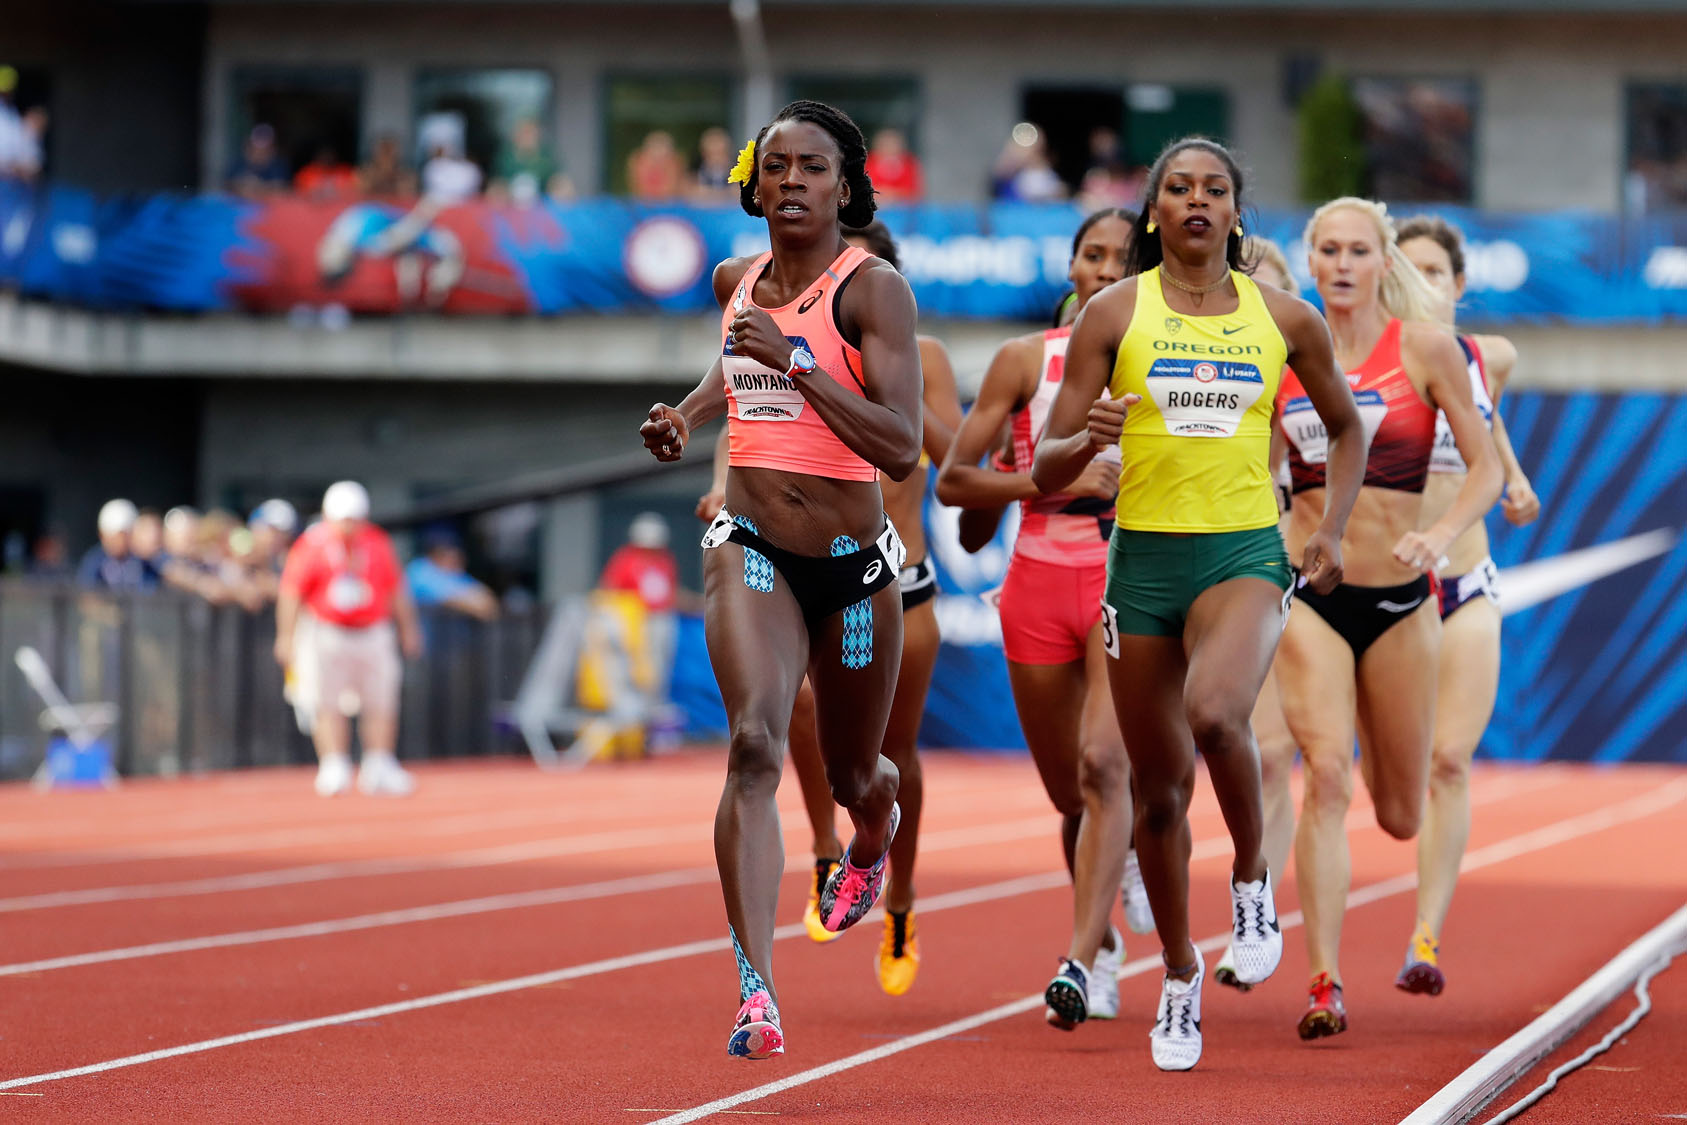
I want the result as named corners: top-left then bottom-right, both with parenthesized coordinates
top-left (1150, 945), bottom-right (1204, 1072)
top-left (1121, 848), bottom-right (1155, 935)
top-left (1227, 868), bottom-right (1282, 987)
top-left (1087, 926), bottom-right (1124, 1020)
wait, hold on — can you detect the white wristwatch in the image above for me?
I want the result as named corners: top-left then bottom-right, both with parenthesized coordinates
top-left (784, 346), bottom-right (817, 379)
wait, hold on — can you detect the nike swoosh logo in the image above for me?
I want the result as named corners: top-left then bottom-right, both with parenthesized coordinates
top-left (862, 561), bottom-right (883, 584)
top-left (1497, 527), bottom-right (1678, 615)
top-left (1377, 597), bottom-right (1425, 613)
top-left (1222, 325), bottom-right (1245, 336)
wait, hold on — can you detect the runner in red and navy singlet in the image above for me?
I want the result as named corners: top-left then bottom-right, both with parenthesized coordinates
top-left (1267, 197), bottom-right (1503, 1044)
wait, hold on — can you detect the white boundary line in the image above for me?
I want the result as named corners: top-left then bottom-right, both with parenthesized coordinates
top-left (0, 774), bottom-right (1668, 1097)
top-left (0, 816), bottom-right (1068, 977)
top-left (1398, 901), bottom-right (1687, 1125)
top-left (0, 813), bottom-right (1060, 915)
top-left (647, 776), bottom-right (1687, 1125)
top-left (0, 774), bottom-right (1554, 974)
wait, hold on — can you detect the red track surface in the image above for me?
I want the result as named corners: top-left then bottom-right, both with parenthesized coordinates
top-left (2, 753), bottom-right (1683, 1124)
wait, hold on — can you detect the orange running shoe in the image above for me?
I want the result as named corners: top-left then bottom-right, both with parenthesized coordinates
top-left (1395, 921), bottom-right (1445, 996)
top-left (875, 910), bottom-right (920, 996)
top-left (1297, 972), bottom-right (1348, 1041)
top-left (802, 858), bottom-right (844, 944)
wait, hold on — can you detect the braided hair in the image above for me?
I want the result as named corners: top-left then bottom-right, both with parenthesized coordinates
top-left (738, 100), bottom-right (877, 229)
top-left (1123, 137), bottom-right (1249, 278)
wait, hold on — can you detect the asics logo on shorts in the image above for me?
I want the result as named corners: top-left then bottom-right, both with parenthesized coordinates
top-left (862, 561), bottom-right (884, 584)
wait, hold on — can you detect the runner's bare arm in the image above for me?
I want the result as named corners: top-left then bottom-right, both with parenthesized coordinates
top-left (1032, 284), bottom-right (1136, 495)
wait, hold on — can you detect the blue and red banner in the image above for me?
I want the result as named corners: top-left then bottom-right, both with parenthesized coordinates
top-left (6, 178), bottom-right (1687, 323)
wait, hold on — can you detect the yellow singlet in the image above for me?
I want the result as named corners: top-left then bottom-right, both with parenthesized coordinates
top-left (1108, 267), bottom-right (1288, 533)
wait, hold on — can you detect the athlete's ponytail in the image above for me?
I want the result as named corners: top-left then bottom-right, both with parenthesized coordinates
top-left (1304, 197), bottom-right (1445, 326)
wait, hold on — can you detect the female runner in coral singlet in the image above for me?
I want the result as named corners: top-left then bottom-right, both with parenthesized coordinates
top-left (699, 221), bottom-right (962, 997)
top-left (937, 209), bottom-right (1141, 1031)
top-left (1269, 198), bottom-right (1502, 1042)
top-left (640, 101), bottom-right (922, 1060)
top-left (1392, 214), bottom-right (1540, 996)
top-left (1035, 139), bottom-right (1368, 1071)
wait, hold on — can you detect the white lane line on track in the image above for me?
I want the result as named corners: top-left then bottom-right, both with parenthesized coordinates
top-left (0, 776), bottom-right (1048, 872)
top-left (0, 767), bottom-right (1551, 917)
top-left (0, 770), bottom-right (1609, 1093)
top-left (0, 810), bottom-right (1062, 915)
top-left (646, 776), bottom-right (1687, 1125)
top-left (0, 815), bottom-right (1073, 976)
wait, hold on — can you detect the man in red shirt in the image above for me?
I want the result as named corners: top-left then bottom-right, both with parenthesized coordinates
top-left (276, 481), bottom-right (423, 796)
top-left (597, 512), bottom-right (679, 613)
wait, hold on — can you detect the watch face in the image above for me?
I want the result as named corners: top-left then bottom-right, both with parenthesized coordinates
top-left (792, 348), bottom-right (816, 372)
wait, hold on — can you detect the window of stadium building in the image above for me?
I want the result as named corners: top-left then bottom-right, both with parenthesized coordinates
top-left (229, 67), bottom-right (363, 182)
top-left (784, 76), bottom-right (923, 155)
top-left (1019, 84), bottom-right (1228, 199)
top-left (603, 75), bottom-right (734, 198)
top-left (1352, 76), bottom-right (1476, 203)
top-left (1626, 83), bottom-right (1687, 213)
top-left (413, 68), bottom-right (554, 183)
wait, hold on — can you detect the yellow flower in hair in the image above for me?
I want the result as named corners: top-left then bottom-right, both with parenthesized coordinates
top-left (727, 140), bottom-right (757, 186)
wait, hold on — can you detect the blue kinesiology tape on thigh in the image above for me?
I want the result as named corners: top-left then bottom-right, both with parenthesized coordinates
top-left (734, 515), bottom-right (774, 594)
top-left (832, 536), bottom-right (874, 670)
top-left (730, 924), bottom-right (768, 1001)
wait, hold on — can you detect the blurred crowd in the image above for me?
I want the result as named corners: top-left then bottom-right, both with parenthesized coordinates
top-left (0, 66), bottom-right (47, 184)
top-left (31, 496), bottom-right (499, 624)
top-left (222, 115), bottom-right (1151, 211)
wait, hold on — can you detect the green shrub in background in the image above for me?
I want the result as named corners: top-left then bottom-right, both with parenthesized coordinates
top-left (1298, 74), bottom-right (1366, 203)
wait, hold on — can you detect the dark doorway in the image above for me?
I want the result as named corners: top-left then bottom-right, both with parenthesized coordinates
top-left (1020, 86), bottom-right (1126, 194)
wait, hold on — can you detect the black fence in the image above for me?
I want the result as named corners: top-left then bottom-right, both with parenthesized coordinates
top-left (0, 580), bottom-right (545, 780)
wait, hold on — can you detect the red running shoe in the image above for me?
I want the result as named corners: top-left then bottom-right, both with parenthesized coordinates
top-left (1297, 972), bottom-right (1348, 1041)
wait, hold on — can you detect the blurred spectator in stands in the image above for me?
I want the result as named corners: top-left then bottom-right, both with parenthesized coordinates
top-left (406, 526), bottom-right (498, 621)
top-left (627, 130), bottom-right (685, 200)
top-left (1078, 161), bottom-right (1145, 210)
top-left (991, 123), bottom-right (1067, 203)
top-left (78, 499), bottom-right (158, 591)
top-left (0, 101), bottom-right (45, 183)
top-left (247, 498), bottom-right (298, 586)
top-left (130, 508), bottom-right (166, 579)
top-left (491, 118), bottom-right (572, 206)
top-left (277, 480), bottom-right (421, 797)
top-left (864, 128), bottom-right (924, 204)
top-left (421, 137), bottom-right (482, 206)
top-left (0, 66), bottom-right (24, 181)
top-left (359, 133), bottom-right (417, 199)
top-left (29, 529), bottom-right (71, 580)
top-left (691, 126), bottom-right (737, 202)
top-left (226, 124), bottom-right (291, 199)
top-left (598, 512), bottom-right (680, 614)
top-left (294, 145), bottom-right (359, 200)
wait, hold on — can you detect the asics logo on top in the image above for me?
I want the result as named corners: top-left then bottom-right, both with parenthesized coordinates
top-left (798, 289), bottom-right (823, 314)
top-left (862, 560), bottom-right (884, 584)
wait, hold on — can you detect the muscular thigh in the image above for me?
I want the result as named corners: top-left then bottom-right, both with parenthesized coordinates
top-left (807, 580), bottom-right (904, 765)
top-left (703, 544), bottom-right (809, 743)
top-left (1184, 577), bottom-right (1285, 726)
top-left (1008, 658), bottom-right (1089, 812)
top-left (1434, 600), bottom-right (1501, 759)
top-left (1275, 604), bottom-right (1358, 762)
top-left (1108, 633), bottom-right (1194, 784)
top-left (1354, 600), bottom-right (1439, 798)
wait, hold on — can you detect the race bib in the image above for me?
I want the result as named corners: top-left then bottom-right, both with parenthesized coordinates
top-left (1282, 389), bottom-right (1389, 465)
top-left (724, 334), bottom-right (813, 423)
top-left (1145, 359), bottom-right (1265, 438)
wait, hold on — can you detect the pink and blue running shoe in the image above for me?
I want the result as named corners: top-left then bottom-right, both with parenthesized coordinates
top-left (817, 802), bottom-right (900, 934)
top-left (727, 990), bottom-right (784, 1059)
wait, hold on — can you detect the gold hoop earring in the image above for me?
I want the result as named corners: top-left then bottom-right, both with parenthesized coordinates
top-left (1234, 223), bottom-right (1244, 237)
top-left (1145, 220), bottom-right (1157, 234)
